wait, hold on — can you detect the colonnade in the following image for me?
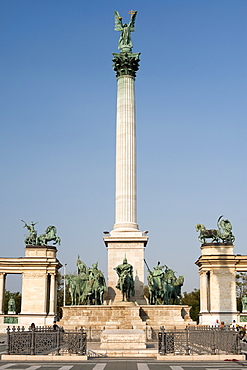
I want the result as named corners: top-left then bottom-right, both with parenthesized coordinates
top-left (196, 243), bottom-right (247, 325)
top-left (0, 245), bottom-right (61, 331)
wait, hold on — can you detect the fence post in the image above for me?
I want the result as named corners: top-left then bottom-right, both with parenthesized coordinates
top-left (236, 333), bottom-right (241, 354)
top-left (30, 327), bottom-right (35, 355)
top-left (80, 327), bottom-right (86, 355)
top-left (55, 328), bottom-right (61, 355)
top-left (6, 326), bottom-right (10, 355)
top-left (161, 326), bottom-right (165, 355)
top-left (211, 328), bottom-right (216, 355)
top-left (185, 326), bottom-right (190, 355)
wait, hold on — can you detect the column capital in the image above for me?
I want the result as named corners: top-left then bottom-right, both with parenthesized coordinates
top-left (112, 52), bottom-right (141, 78)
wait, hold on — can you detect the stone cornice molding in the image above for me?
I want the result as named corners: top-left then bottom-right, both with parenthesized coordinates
top-left (112, 52), bottom-right (140, 78)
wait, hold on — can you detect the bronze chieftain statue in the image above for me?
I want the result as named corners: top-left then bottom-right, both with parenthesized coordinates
top-left (66, 257), bottom-right (107, 305)
top-left (114, 257), bottom-right (135, 301)
top-left (195, 215), bottom-right (235, 244)
top-left (145, 260), bottom-right (184, 305)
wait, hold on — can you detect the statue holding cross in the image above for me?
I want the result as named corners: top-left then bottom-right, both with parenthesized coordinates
top-left (114, 10), bottom-right (137, 53)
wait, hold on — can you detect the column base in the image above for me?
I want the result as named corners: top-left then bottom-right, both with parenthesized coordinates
top-left (199, 311), bottom-right (239, 326)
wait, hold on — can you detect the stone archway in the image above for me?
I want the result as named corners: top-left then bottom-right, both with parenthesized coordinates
top-left (195, 243), bottom-right (247, 326)
top-left (0, 245), bottom-right (62, 332)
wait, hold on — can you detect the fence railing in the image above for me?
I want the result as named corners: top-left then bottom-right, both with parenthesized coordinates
top-left (6, 326), bottom-right (87, 356)
top-left (158, 326), bottom-right (241, 355)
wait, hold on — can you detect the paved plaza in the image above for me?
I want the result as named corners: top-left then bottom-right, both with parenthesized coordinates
top-left (1, 361), bottom-right (247, 370)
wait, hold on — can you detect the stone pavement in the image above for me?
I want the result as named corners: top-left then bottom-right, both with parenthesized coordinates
top-left (0, 360), bottom-right (247, 370)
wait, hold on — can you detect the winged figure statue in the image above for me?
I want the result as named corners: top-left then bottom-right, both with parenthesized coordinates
top-left (114, 10), bottom-right (137, 52)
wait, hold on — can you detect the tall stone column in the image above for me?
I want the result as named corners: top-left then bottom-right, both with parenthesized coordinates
top-left (112, 52), bottom-right (141, 233)
top-left (104, 52), bottom-right (148, 304)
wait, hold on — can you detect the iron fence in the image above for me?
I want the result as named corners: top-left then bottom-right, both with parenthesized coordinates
top-left (146, 327), bottom-right (160, 342)
top-left (82, 327), bottom-right (103, 342)
top-left (6, 326), bottom-right (87, 356)
top-left (158, 326), bottom-right (241, 355)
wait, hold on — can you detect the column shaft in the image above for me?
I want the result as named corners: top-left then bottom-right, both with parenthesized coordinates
top-left (200, 271), bottom-right (208, 312)
top-left (49, 274), bottom-right (56, 315)
top-left (0, 273), bottom-right (6, 314)
top-left (114, 75), bottom-right (138, 231)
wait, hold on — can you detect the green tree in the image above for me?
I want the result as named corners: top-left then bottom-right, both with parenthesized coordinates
top-left (143, 285), bottom-right (149, 301)
top-left (4, 291), bottom-right (21, 314)
top-left (181, 289), bottom-right (200, 323)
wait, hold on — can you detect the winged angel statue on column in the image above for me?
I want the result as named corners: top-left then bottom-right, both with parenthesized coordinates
top-left (114, 10), bottom-right (137, 53)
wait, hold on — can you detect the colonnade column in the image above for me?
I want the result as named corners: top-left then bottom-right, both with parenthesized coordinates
top-left (49, 274), bottom-right (56, 316)
top-left (199, 270), bottom-right (209, 313)
top-left (0, 273), bottom-right (6, 314)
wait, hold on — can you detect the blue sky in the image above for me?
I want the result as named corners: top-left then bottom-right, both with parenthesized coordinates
top-left (1, 0), bottom-right (246, 293)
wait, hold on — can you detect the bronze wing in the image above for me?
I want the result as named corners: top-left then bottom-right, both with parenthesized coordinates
top-left (114, 10), bottom-right (123, 31)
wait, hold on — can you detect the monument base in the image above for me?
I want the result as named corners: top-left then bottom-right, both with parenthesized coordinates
top-left (60, 303), bottom-right (194, 330)
top-left (198, 311), bottom-right (239, 326)
top-left (100, 329), bottom-right (146, 349)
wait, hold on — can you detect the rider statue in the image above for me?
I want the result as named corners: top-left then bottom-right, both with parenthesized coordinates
top-left (22, 220), bottom-right (38, 245)
top-left (22, 221), bottom-right (61, 246)
top-left (88, 262), bottom-right (99, 278)
top-left (147, 260), bottom-right (183, 305)
top-left (114, 256), bottom-right (135, 301)
top-left (72, 257), bottom-right (106, 305)
top-left (152, 262), bottom-right (165, 289)
top-left (77, 255), bottom-right (88, 277)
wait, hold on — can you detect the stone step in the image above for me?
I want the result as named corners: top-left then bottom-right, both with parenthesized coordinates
top-left (93, 349), bottom-right (157, 357)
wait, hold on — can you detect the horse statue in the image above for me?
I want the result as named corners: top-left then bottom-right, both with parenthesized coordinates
top-left (66, 259), bottom-right (107, 305)
top-left (195, 224), bottom-right (220, 243)
top-left (118, 273), bottom-right (135, 302)
top-left (170, 275), bottom-right (184, 304)
top-left (147, 272), bottom-right (159, 305)
top-left (147, 262), bottom-right (167, 304)
top-left (66, 273), bottom-right (93, 305)
top-left (37, 226), bottom-right (61, 246)
top-left (145, 260), bottom-right (184, 305)
top-left (86, 263), bottom-right (107, 305)
top-left (196, 216), bottom-right (235, 244)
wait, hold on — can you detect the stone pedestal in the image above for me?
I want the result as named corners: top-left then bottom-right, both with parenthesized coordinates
top-left (195, 243), bottom-right (239, 326)
top-left (100, 329), bottom-right (146, 349)
top-left (104, 236), bottom-right (148, 304)
top-left (60, 304), bottom-right (194, 331)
